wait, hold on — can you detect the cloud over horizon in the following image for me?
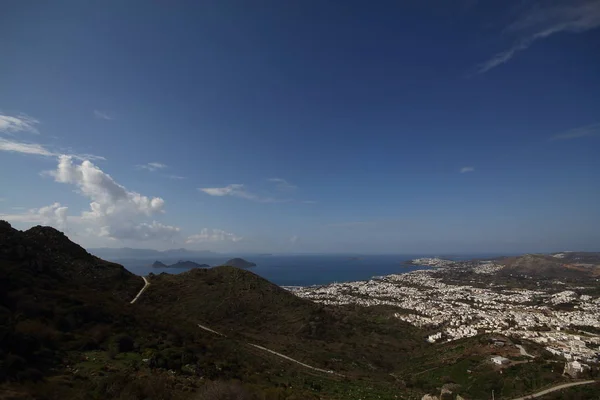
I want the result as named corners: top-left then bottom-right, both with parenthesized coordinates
top-left (47, 155), bottom-right (178, 241)
top-left (0, 202), bottom-right (69, 230)
top-left (3, 155), bottom-right (243, 246)
top-left (186, 228), bottom-right (242, 243)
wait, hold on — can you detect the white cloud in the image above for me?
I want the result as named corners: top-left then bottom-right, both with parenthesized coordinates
top-left (186, 228), bottom-right (243, 243)
top-left (199, 184), bottom-right (283, 203)
top-left (46, 155), bottom-right (178, 241)
top-left (0, 112), bottom-right (105, 160)
top-left (0, 137), bottom-right (105, 160)
top-left (0, 202), bottom-right (68, 230)
top-left (93, 110), bottom-right (113, 120)
top-left (165, 174), bottom-right (186, 180)
top-left (0, 137), bottom-right (54, 156)
top-left (477, 0), bottom-right (600, 73)
top-left (460, 166), bottom-right (475, 173)
top-left (326, 221), bottom-right (373, 228)
top-left (0, 113), bottom-right (39, 134)
top-left (200, 184), bottom-right (246, 197)
top-left (101, 220), bottom-right (180, 241)
top-left (69, 153), bottom-right (106, 161)
top-left (550, 122), bottom-right (600, 140)
top-left (268, 178), bottom-right (297, 191)
top-left (137, 162), bottom-right (168, 172)
top-left (290, 235), bottom-right (298, 243)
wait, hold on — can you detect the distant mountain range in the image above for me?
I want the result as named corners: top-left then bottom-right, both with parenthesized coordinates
top-left (88, 247), bottom-right (217, 260)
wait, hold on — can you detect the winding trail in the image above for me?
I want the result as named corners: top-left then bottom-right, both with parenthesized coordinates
top-left (510, 380), bottom-right (596, 400)
top-left (196, 322), bottom-right (343, 377)
top-left (130, 276), bottom-right (150, 304)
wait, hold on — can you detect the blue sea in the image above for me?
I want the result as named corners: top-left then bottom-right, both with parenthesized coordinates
top-left (118, 254), bottom-right (504, 287)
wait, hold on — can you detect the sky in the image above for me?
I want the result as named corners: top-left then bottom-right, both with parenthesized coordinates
top-left (1, 0), bottom-right (599, 254)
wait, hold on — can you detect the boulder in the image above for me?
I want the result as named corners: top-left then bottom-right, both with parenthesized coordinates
top-left (439, 387), bottom-right (453, 400)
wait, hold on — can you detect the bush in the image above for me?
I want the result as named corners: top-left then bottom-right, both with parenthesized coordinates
top-left (112, 334), bottom-right (134, 353)
top-left (16, 368), bottom-right (43, 382)
top-left (196, 381), bottom-right (252, 400)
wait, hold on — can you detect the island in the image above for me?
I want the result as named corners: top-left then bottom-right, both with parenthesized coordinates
top-left (152, 260), bottom-right (210, 269)
top-left (220, 258), bottom-right (257, 268)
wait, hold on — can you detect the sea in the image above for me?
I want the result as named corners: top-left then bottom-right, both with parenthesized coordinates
top-left (118, 253), bottom-right (506, 287)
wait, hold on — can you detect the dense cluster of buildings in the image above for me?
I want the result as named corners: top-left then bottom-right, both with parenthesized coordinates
top-left (409, 257), bottom-right (456, 267)
top-left (288, 261), bottom-right (600, 365)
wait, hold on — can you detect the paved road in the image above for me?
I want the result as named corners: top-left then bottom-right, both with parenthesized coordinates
top-left (511, 380), bottom-right (596, 400)
top-left (130, 276), bottom-right (150, 304)
top-left (196, 322), bottom-right (343, 377)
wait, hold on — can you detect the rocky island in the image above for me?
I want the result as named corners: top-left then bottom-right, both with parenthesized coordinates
top-left (220, 258), bottom-right (256, 268)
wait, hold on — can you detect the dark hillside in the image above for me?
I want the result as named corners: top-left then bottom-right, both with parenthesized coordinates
top-left (0, 221), bottom-right (143, 382)
top-left (140, 266), bottom-right (426, 376)
top-left (0, 222), bottom-right (263, 397)
top-left (142, 266), bottom-right (325, 336)
top-left (1, 221), bottom-right (142, 301)
top-left (0, 222), bottom-right (426, 399)
top-left (499, 254), bottom-right (590, 279)
top-left (555, 252), bottom-right (600, 264)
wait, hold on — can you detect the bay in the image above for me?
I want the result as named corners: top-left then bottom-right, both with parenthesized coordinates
top-left (118, 253), bottom-right (506, 286)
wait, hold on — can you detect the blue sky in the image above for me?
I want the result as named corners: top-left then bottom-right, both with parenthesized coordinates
top-left (1, 0), bottom-right (599, 254)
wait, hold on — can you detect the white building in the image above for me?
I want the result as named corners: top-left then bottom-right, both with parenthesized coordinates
top-left (491, 356), bottom-right (510, 365)
top-left (564, 360), bottom-right (590, 378)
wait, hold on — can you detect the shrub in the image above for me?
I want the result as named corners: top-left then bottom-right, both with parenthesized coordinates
top-left (16, 368), bottom-right (43, 382)
top-left (112, 334), bottom-right (134, 353)
top-left (14, 319), bottom-right (59, 346)
top-left (196, 381), bottom-right (252, 400)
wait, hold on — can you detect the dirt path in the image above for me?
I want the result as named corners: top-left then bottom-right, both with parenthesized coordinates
top-left (196, 322), bottom-right (343, 377)
top-left (248, 343), bottom-right (341, 376)
top-left (130, 276), bottom-right (150, 304)
top-left (515, 344), bottom-right (535, 358)
top-left (510, 380), bottom-right (596, 400)
top-left (197, 323), bottom-right (225, 337)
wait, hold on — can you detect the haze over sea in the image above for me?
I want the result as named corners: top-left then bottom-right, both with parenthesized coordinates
top-left (120, 254), bottom-right (507, 286)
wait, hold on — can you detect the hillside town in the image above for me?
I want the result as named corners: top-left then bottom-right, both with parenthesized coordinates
top-left (288, 260), bottom-right (600, 368)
